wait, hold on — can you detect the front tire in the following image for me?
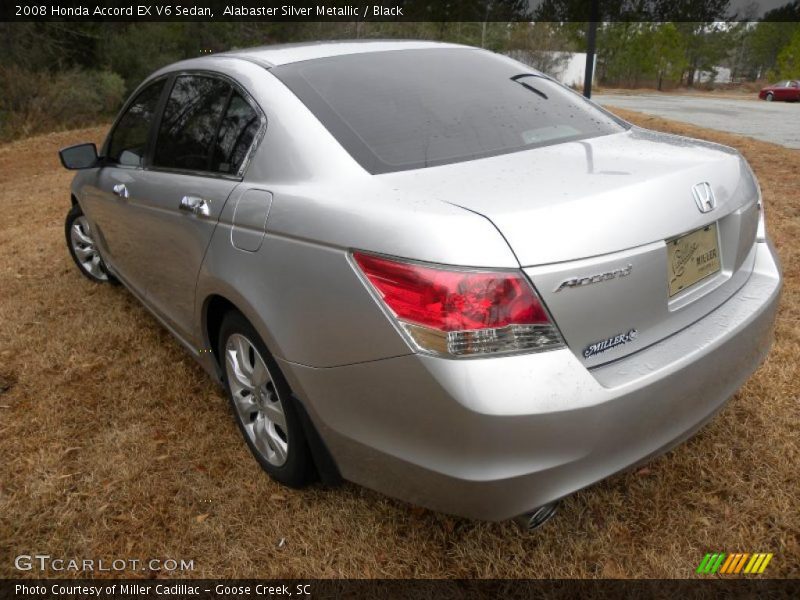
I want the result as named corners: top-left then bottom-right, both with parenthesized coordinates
top-left (765, 92), bottom-right (774, 102)
top-left (65, 204), bottom-right (113, 283)
top-left (219, 311), bottom-right (314, 488)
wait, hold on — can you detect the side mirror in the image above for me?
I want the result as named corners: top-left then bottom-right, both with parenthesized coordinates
top-left (59, 143), bottom-right (99, 170)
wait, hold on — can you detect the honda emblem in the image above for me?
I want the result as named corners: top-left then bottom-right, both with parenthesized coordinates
top-left (692, 182), bottom-right (717, 213)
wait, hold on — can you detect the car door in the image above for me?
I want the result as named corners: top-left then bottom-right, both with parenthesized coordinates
top-left (79, 78), bottom-right (168, 292)
top-left (789, 81), bottom-right (800, 101)
top-left (124, 73), bottom-right (265, 342)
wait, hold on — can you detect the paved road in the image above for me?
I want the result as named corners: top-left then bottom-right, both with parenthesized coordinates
top-left (594, 93), bottom-right (800, 149)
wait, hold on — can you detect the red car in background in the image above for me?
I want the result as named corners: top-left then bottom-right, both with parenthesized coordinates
top-left (759, 80), bottom-right (800, 101)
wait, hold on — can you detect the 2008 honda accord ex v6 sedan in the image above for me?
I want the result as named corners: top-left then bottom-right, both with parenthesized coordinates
top-left (60, 41), bottom-right (781, 524)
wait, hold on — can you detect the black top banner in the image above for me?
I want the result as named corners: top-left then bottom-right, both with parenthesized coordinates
top-left (2, 0), bottom-right (800, 22)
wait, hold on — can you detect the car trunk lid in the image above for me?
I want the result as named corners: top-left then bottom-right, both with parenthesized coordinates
top-left (379, 128), bottom-right (760, 366)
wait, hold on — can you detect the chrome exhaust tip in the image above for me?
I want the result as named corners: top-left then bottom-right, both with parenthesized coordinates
top-left (514, 501), bottom-right (559, 531)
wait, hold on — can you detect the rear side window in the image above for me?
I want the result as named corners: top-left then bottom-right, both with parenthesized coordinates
top-left (107, 79), bottom-right (166, 167)
top-left (154, 75), bottom-right (231, 172)
top-left (273, 48), bottom-right (627, 174)
top-left (211, 91), bottom-right (261, 175)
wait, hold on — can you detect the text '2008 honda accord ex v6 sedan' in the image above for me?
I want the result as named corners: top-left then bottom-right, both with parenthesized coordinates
top-left (59, 41), bottom-right (781, 526)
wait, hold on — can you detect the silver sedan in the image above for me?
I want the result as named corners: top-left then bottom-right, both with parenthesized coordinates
top-left (60, 41), bottom-right (781, 525)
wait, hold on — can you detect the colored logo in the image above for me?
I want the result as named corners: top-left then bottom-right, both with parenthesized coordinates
top-left (696, 552), bottom-right (773, 575)
top-left (582, 329), bottom-right (638, 359)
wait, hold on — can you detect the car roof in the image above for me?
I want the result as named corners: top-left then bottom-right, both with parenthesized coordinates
top-left (217, 40), bottom-right (467, 67)
top-left (145, 40), bottom-right (475, 91)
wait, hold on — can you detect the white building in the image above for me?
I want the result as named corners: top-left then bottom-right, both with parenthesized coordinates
top-left (695, 66), bottom-right (733, 84)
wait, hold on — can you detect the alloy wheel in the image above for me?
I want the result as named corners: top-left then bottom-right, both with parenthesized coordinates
top-left (225, 333), bottom-right (289, 467)
top-left (70, 216), bottom-right (108, 281)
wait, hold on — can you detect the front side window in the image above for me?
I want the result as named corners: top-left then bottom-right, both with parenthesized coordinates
top-left (154, 75), bottom-right (231, 172)
top-left (273, 48), bottom-right (627, 174)
top-left (107, 79), bottom-right (166, 167)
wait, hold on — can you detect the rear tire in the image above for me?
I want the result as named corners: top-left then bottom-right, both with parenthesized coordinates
top-left (218, 311), bottom-right (314, 488)
top-left (65, 204), bottom-right (114, 283)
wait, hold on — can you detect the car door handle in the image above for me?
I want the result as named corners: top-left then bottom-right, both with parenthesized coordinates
top-left (179, 195), bottom-right (209, 217)
top-left (112, 183), bottom-right (129, 199)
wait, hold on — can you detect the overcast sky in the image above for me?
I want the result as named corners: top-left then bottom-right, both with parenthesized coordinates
top-left (528, 0), bottom-right (794, 19)
top-left (730, 0), bottom-right (792, 17)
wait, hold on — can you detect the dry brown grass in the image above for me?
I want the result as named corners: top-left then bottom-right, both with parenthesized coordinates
top-left (595, 87), bottom-right (761, 101)
top-left (0, 112), bottom-right (798, 579)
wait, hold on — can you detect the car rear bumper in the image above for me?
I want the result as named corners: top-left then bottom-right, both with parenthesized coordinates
top-left (279, 241), bottom-right (781, 521)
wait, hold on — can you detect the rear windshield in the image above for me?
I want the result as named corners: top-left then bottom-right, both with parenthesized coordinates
top-left (272, 48), bottom-right (627, 174)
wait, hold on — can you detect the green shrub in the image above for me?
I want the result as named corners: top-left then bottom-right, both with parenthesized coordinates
top-left (0, 66), bottom-right (125, 141)
top-left (774, 28), bottom-right (800, 80)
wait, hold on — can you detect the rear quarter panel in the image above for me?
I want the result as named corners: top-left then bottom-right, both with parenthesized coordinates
top-left (193, 62), bottom-right (518, 367)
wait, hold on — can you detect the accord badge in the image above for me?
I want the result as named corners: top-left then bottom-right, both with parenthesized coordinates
top-left (554, 264), bottom-right (633, 293)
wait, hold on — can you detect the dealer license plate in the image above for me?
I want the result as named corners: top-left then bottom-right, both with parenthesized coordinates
top-left (667, 223), bottom-right (721, 297)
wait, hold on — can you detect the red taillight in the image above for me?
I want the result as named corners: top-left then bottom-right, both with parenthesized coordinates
top-left (353, 252), bottom-right (563, 357)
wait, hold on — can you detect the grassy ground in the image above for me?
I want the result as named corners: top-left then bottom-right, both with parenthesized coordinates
top-left (595, 87), bottom-right (762, 101)
top-left (0, 111), bottom-right (798, 579)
